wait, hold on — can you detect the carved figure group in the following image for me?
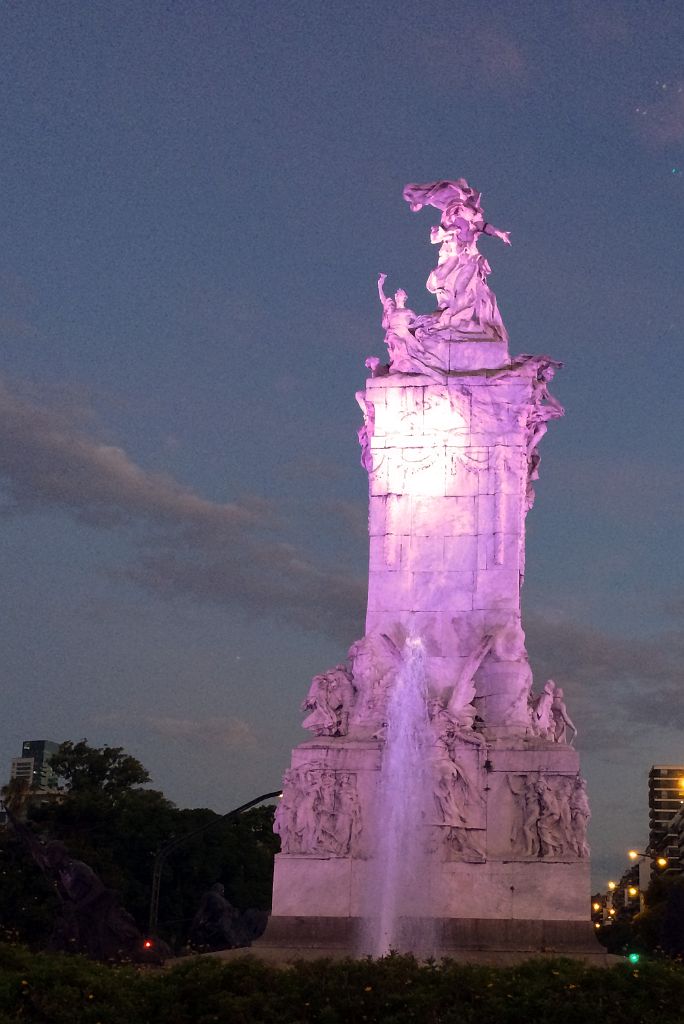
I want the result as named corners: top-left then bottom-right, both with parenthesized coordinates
top-left (509, 774), bottom-right (589, 859)
top-left (301, 665), bottom-right (356, 737)
top-left (375, 178), bottom-right (511, 377)
top-left (274, 766), bottom-right (362, 858)
top-left (427, 688), bottom-right (486, 856)
top-left (529, 679), bottom-right (577, 745)
top-left (403, 178), bottom-right (510, 344)
top-left (376, 274), bottom-right (444, 381)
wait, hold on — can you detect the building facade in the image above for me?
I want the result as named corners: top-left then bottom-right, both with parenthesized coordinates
top-left (649, 765), bottom-right (684, 872)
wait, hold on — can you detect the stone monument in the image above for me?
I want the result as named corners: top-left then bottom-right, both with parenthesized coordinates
top-left (261, 178), bottom-right (599, 960)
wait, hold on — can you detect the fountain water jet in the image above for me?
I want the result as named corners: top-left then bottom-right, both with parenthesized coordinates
top-left (363, 635), bottom-right (436, 957)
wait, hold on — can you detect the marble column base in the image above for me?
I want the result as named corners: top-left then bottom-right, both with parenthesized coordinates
top-left (253, 915), bottom-right (610, 964)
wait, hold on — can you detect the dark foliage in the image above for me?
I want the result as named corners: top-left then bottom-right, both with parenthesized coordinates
top-left (1, 740), bottom-right (279, 952)
top-left (2, 946), bottom-right (684, 1024)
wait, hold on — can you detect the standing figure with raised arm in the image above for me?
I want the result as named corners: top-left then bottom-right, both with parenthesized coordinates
top-left (376, 273), bottom-right (444, 380)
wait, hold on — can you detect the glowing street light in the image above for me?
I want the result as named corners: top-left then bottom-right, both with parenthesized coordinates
top-left (608, 908), bottom-right (616, 916)
top-left (628, 886), bottom-right (639, 897)
top-left (592, 901), bottom-right (601, 911)
top-left (607, 880), bottom-right (616, 891)
top-left (628, 849), bottom-right (639, 860)
top-left (657, 856), bottom-right (668, 867)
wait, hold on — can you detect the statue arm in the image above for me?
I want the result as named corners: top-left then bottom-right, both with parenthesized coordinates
top-left (483, 223), bottom-right (511, 245)
top-left (377, 273), bottom-right (389, 305)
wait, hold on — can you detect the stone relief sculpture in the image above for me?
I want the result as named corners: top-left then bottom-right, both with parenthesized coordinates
top-left (302, 665), bottom-right (356, 737)
top-left (570, 777), bottom-right (591, 857)
top-left (355, 391), bottom-right (375, 471)
top-left (536, 777), bottom-right (564, 857)
top-left (274, 765), bottom-right (363, 858)
top-left (427, 659), bottom-right (487, 863)
top-left (347, 632), bottom-right (402, 735)
top-left (403, 178), bottom-right (510, 345)
top-left (508, 774), bottom-right (588, 860)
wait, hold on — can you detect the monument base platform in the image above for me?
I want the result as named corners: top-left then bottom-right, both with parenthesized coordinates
top-left (216, 915), bottom-right (615, 966)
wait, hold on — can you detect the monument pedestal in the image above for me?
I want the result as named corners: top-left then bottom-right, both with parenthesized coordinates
top-left (263, 736), bottom-right (600, 958)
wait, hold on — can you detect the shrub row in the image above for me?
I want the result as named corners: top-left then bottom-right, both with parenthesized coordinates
top-left (1, 943), bottom-right (684, 1024)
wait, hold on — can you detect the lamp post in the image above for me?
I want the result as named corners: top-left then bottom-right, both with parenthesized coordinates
top-left (147, 789), bottom-right (282, 939)
top-left (627, 849), bottom-right (667, 912)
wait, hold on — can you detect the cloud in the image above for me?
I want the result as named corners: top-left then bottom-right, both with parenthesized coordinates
top-left (144, 715), bottom-right (258, 749)
top-left (0, 377), bottom-right (365, 642)
top-left (0, 378), bottom-right (258, 531)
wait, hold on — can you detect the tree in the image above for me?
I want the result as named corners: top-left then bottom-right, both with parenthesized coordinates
top-left (3, 740), bottom-right (280, 952)
top-left (49, 740), bottom-right (150, 799)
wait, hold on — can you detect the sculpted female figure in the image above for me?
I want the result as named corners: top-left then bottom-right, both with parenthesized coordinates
top-left (376, 273), bottom-right (444, 380)
top-left (403, 178), bottom-right (511, 343)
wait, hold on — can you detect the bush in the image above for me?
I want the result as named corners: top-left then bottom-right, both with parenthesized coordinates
top-left (2, 944), bottom-right (684, 1024)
